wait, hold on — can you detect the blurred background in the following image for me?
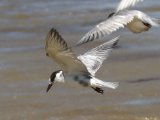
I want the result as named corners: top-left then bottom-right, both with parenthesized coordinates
top-left (0, 0), bottom-right (160, 120)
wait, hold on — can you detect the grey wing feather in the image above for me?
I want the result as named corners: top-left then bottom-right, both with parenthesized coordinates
top-left (45, 28), bottom-right (87, 72)
top-left (45, 28), bottom-right (69, 57)
top-left (77, 36), bottom-right (120, 76)
top-left (116, 0), bottom-right (143, 12)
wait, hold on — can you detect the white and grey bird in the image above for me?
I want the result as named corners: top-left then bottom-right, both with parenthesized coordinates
top-left (45, 28), bottom-right (119, 94)
top-left (77, 0), bottom-right (160, 45)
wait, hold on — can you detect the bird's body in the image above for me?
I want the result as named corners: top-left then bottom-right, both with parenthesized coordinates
top-left (45, 28), bottom-right (119, 94)
top-left (127, 16), bottom-right (151, 33)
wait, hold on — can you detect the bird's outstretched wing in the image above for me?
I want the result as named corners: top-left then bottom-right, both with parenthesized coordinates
top-left (77, 10), bottom-right (134, 45)
top-left (116, 0), bottom-right (143, 12)
top-left (77, 36), bottom-right (119, 76)
top-left (45, 28), bottom-right (87, 72)
top-left (77, 10), bottom-right (159, 46)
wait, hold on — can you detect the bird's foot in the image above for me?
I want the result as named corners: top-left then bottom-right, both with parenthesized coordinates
top-left (92, 87), bottom-right (104, 94)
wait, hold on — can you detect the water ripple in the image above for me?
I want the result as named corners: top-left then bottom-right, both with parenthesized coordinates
top-left (123, 98), bottom-right (160, 106)
top-left (0, 45), bottom-right (43, 53)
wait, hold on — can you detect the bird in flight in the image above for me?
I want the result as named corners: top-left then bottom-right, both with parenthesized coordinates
top-left (76, 0), bottom-right (160, 45)
top-left (45, 28), bottom-right (119, 94)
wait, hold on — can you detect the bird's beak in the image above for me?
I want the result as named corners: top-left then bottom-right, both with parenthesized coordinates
top-left (46, 83), bottom-right (53, 93)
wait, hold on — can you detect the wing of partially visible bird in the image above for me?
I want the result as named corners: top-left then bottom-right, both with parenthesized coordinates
top-left (77, 36), bottom-right (119, 76)
top-left (45, 28), bottom-right (88, 73)
top-left (76, 10), bottom-right (159, 46)
top-left (77, 10), bottom-right (134, 45)
top-left (116, 0), bottom-right (143, 12)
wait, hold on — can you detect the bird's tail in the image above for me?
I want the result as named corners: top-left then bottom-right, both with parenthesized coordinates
top-left (90, 77), bottom-right (119, 89)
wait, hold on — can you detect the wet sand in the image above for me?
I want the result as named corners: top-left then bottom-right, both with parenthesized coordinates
top-left (0, 0), bottom-right (160, 120)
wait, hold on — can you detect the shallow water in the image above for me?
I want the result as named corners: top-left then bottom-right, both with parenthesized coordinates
top-left (0, 0), bottom-right (160, 120)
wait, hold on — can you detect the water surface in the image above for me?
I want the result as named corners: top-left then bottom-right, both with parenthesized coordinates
top-left (0, 0), bottom-right (160, 120)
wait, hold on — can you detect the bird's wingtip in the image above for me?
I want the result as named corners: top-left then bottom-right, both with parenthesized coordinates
top-left (75, 39), bottom-right (89, 47)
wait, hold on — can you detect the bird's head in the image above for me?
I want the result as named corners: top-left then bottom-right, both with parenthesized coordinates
top-left (46, 70), bottom-right (64, 92)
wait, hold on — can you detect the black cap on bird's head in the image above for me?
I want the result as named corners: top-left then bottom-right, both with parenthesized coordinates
top-left (108, 12), bottom-right (115, 18)
top-left (46, 70), bottom-right (64, 92)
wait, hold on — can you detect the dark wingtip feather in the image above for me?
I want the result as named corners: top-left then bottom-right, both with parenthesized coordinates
top-left (50, 28), bottom-right (56, 33)
top-left (76, 30), bottom-right (101, 46)
top-left (48, 28), bottom-right (59, 38)
top-left (50, 28), bottom-right (64, 42)
top-left (75, 37), bottom-right (93, 47)
top-left (112, 38), bottom-right (120, 48)
top-left (75, 41), bottom-right (85, 47)
top-left (46, 28), bottom-right (68, 50)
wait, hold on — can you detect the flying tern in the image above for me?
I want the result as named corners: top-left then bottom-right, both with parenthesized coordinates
top-left (45, 28), bottom-right (119, 94)
top-left (76, 0), bottom-right (160, 45)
